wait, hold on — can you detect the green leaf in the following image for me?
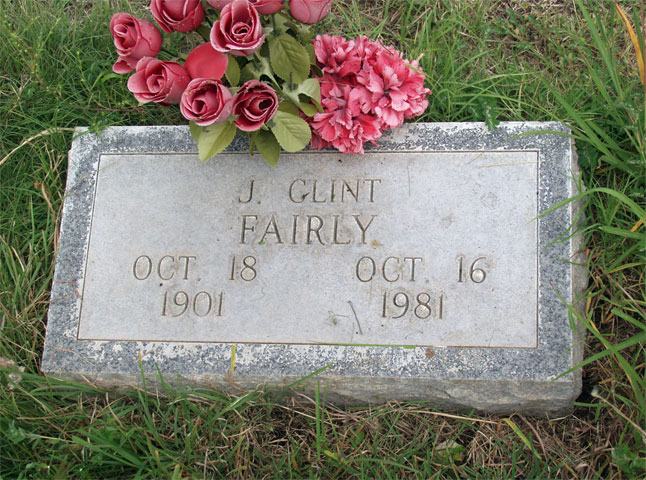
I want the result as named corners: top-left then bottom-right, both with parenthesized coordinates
top-left (248, 133), bottom-right (255, 156)
top-left (312, 64), bottom-right (323, 77)
top-left (225, 56), bottom-right (240, 86)
top-left (270, 110), bottom-right (311, 152)
top-left (240, 63), bottom-right (255, 83)
top-left (277, 101), bottom-right (300, 115)
top-left (240, 56), bottom-right (276, 84)
top-left (467, 97), bottom-right (500, 130)
top-left (272, 12), bottom-right (291, 32)
top-left (189, 121), bottom-right (202, 142)
top-left (258, 56), bottom-right (278, 82)
top-left (613, 445), bottom-right (646, 475)
top-left (285, 78), bottom-right (320, 103)
top-left (198, 121), bottom-right (237, 162)
top-left (298, 78), bottom-right (320, 102)
top-left (305, 43), bottom-right (316, 64)
top-left (255, 129), bottom-right (281, 167)
top-left (197, 25), bottom-right (212, 42)
top-left (433, 440), bottom-right (466, 465)
top-left (283, 78), bottom-right (321, 111)
top-left (300, 25), bottom-right (314, 44)
top-left (269, 33), bottom-right (310, 84)
top-left (299, 102), bottom-right (317, 117)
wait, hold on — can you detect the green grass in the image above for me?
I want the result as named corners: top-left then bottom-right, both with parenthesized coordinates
top-left (1, 0), bottom-right (645, 477)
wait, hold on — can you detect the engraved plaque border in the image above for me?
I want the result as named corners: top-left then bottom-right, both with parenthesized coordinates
top-left (76, 150), bottom-right (540, 348)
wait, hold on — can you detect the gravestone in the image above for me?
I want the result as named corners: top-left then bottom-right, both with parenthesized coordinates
top-left (43, 123), bottom-right (585, 415)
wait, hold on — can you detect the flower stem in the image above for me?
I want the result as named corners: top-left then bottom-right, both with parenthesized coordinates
top-left (271, 14), bottom-right (278, 35)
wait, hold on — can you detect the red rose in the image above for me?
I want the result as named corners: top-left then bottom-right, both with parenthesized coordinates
top-left (109, 13), bottom-right (162, 74)
top-left (232, 80), bottom-right (278, 131)
top-left (210, 0), bottom-right (266, 56)
top-left (289, 0), bottom-right (332, 24)
top-left (127, 57), bottom-right (191, 105)
top-left (184, 43), bottom-right (228, 81)
top-left (150, 0), bottom-right (205, 33)
top-left (180, 79), bottom-right (233, 126)
top-left (206, 0), bottom-right (283, 15)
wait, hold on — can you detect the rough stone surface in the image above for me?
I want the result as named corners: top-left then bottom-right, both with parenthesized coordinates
top-left (43, 123), bottom-right (585, 415)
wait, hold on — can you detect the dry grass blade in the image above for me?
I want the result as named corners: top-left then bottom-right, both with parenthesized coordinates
top-left (614, 2), bottom-right (645, 85)
top-left (0, 127), bottom-right (75, 167)
top-left (591, 388), bottom-right (646, 444)
top-left (630, 218), bottom-right (643, 232)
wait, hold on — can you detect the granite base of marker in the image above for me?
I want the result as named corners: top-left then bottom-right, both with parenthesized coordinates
top-left (43, 123), bottom-right (585, 415)
top-left (57, 371), bottom-right (581, 416)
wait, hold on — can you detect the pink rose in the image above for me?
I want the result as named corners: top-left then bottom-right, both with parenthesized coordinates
top-left (113, 55), bottom-right (139, 74)
top-left (109, 13), bottom-right (162, 74)
top-left (247, 0), bottom-right (284, 15)
top-left (205, 0), bottom-right (233, 8)
top-left (232, 80), bottom-right (278, 131)
top-left (206, 0), bottom-right (282, 15)
top-left (180, 79), bottom-right (233, 126)
top-left (127, 57), bottom-right (191, 105)
top-left (289, 0), bottom-right (332, 24)
top-left (210, 0), bottom-right (266, 56)
top-left (184, 43), bottom-right (228, 80)
top-left (150, 0), bottom-right (205, 33)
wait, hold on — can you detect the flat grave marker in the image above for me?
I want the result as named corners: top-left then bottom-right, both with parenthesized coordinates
top-left (43, 123), bottom-right (585, 415)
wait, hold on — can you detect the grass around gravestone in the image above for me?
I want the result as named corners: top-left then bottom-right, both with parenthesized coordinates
top-left (1, 0), bottom-right (644, 478)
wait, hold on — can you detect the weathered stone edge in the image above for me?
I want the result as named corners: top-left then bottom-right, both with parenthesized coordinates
top-left (42, 123), bottom-right (585, 414)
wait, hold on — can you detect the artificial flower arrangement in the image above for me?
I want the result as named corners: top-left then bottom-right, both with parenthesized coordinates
top-left (110, 0), bottom-right (431, 165)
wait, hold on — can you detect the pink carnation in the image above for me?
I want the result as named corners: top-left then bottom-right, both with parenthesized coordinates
top-left (314, 35), bottom-right (361, 78)
top-left (309, 34), bottom-right (431, 153)
top-left (353, 35), bottom-right (385, 69)
top-left (356, 49), bottom-right (430, 129)
top-left (308, 74), bottom-right (382, 154)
